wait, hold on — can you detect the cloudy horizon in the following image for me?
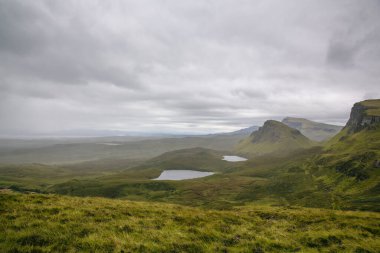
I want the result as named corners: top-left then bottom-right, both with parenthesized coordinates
top-left (1, 0), bottom-right (379, 137)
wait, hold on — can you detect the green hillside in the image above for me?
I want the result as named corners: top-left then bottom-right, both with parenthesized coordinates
top-left (360, 99), bottom-right (380, 116)
top-left (236, 120), bottom-right (315, 157)
top-left (248, 99), bottom-right (380, 211)
top-left (2, 98), bottom-right (378, 211)
top-left (258, 99), bottom-right (379, 211)
top-left (1, 191), bottom-right (379, 253)
top-left (282, 117), bottom-right (342, 141)
top-left (0, 99), bottom-right (379, 214)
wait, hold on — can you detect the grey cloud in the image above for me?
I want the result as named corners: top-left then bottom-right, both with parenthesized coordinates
top-left (326, 0), bottom-right (380, 69)
top-left (326, 41), bottom-right (357, 68)
top-left (0, 0), bottom-right (379, 136)
top-left (0, 1), bottom-right (48, 55)
top-left (0, 0), bottom-right (143, 90)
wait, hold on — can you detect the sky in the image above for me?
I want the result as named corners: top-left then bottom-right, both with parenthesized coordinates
top-left (0, 0), bottom-right (379, 136)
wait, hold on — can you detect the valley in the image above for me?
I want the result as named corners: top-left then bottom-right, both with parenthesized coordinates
top-left (1, 99), bottom-right (380, 252)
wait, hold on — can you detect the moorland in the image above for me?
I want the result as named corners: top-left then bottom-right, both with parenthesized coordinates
top-left (1, 99), bottom-right (380, 252)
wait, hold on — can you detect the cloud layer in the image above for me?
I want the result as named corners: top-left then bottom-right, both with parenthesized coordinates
top-left (1, 0), bottom-right (380, 135)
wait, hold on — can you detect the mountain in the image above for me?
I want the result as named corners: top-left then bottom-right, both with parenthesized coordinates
top-left (236, 120), bottom-right (314, 156)
top-left (282, 117), bottom-right (342, 141)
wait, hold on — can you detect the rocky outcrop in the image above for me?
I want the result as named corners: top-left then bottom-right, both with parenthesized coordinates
top-left (345, 100), bottom-right (380, 133)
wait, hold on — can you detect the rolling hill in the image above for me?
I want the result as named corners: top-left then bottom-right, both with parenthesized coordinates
top-left (0, 125), bottom-right (258, 164)
top-left (0, 135), bottom-right (243, 164)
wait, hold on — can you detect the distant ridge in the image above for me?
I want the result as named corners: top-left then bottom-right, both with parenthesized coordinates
top-left (211, 125), bottom-right (259, 137)
top-left (282, 117), bottom-right (342, 141)
top-left (236, 120), bottom-right (314, 156)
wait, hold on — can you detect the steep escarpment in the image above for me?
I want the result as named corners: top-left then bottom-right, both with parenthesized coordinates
top-left (344, 99), bottom-right (380, 133)
top-left (236, 120), bottom-right (314, 156)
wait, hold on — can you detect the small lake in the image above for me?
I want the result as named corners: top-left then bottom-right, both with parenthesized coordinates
top-left (97, 143), bottom-right (122, 146)
top-left (154, 170), bottom-right (214, 180)
top-left (222, 155), bottom-right (248, 162)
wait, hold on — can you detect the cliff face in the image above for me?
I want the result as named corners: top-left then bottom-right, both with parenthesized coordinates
top-left (345, 100), bottom-right (380, 133)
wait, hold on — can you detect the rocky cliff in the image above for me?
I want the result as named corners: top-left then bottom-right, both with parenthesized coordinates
top-left (345, 99), bottom-right (380, 133)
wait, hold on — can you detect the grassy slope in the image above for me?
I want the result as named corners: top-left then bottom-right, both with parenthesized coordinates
top-left (301, 100), bottom-right (380, 210)
top-left (236, 120), bottom-right (315, 157)
top-left (0, 158), bottom-right (144, 193)
top-left (1, 191), bottom-right (379, 253)
top-left (306, 125), bottom-right (380, 211)
top-left (361, 99), bottom-right (380, 116)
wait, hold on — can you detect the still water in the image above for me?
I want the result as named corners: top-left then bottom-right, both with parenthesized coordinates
top-left (154, 170), bottom-right (214, 180)
top-left (222, 156), bottom-right (248, 162)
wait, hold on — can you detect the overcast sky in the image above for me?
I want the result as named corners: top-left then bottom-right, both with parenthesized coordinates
top-left (0, 0), bottom-right (379, 136)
